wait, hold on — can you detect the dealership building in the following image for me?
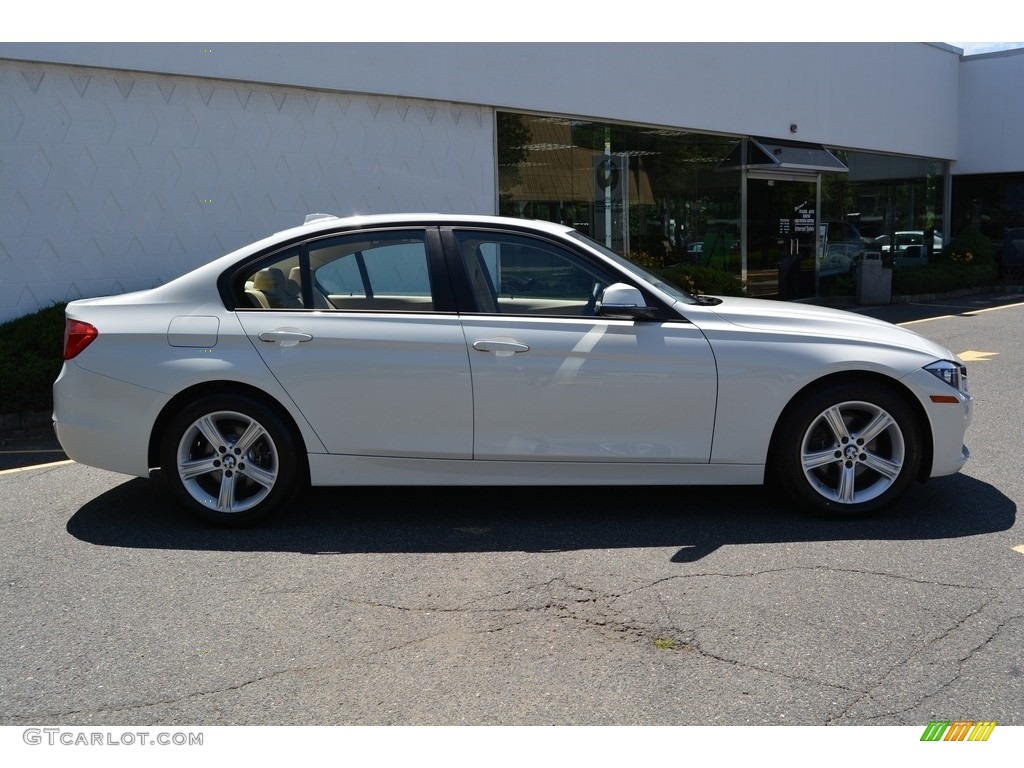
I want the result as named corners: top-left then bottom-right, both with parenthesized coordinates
top-left (1, 42), bottom-right (1023, 320)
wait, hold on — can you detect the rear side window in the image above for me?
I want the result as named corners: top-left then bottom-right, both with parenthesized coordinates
top-left (309, 230), bottom-right (435, 312)
top-left (239, 249), bottom-right (303, 309)
top-left (235, 230), bottom-right (435, 312)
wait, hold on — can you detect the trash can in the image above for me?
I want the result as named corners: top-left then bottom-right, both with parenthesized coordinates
top-left (778, 253), bottom-right (800, 300)
top-left (855, 252), bottom-right (892, 305)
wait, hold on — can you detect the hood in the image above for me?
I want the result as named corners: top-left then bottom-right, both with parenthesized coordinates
top-left (689, 295), bottom-right (958, 361)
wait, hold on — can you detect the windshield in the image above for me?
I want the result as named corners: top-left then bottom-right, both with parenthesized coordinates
top-left (567, 231), bottom-right (698, 305)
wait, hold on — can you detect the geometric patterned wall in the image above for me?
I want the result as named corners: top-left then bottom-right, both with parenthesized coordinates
top-left (0, 60), bottom-right (495, 321)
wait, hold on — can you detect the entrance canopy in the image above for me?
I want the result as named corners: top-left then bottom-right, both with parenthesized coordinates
top-left (717, 137), bottom-right (849, 174)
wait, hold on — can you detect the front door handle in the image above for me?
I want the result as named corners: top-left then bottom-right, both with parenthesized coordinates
top-left (472, 338), bottom-right (530, 356)
top-left (258, 329), bottom-right (313, 347)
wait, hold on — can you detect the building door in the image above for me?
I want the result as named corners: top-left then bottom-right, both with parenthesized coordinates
top-left (745, 175), bottom-right (819, 299)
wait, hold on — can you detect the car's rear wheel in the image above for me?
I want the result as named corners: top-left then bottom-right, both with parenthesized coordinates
top-left (159, 394), bottom-right (301, 526)
top-left (773, 382), bottom-right (924, 517)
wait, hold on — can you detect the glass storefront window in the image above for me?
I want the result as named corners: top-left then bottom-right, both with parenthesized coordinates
top-left (822, 151), bottom-right (947, 271)
top-left (497, 113), bottom-right (741, 271)
top-left (497, 111), bottom-right (949, 298)
top-left (952, 172), bottom-right (1024, 270)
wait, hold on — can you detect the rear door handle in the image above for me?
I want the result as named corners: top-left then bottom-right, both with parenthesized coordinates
top-left (258, 329), bottom-right (313, 347)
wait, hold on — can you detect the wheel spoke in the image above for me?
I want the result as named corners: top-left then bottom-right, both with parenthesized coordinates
top-left (822, 406), bottom-right (851, 442)
top-left (217, 471), bottom-right (238, 512)
top-left (861, 450), bottom-right (902, 480)
top-left (802, 448), bottom-right (841, 472)
top-left (179, 456), bottom-right (219, 480)
top-left (857, 410), bottom-right (896, 445)
top-left (233, 420), bottom-right (266, 455)
top-left (194, 415), bottom-right (227, 451)
top-left (239, 462), bottom-right (276, 489)
top-left (836, 462), bottom-right (858, 503)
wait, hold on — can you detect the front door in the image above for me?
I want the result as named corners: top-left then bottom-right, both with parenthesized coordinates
top-left (449, 228), bottom-right (718, 463)
top-left (746, 176), bottom-right (819, 299)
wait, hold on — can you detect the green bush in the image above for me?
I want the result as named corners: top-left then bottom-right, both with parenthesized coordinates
top-left (942, 224), bottom-right (996, 266)
top-left (0, 303), bottom-right (67, 414)
top-left (893, 262), bottom-right (997, 295)
top-left (820, 274), bottom-right (856, 297)
top-left (657, 264), bottom-right (747, 296)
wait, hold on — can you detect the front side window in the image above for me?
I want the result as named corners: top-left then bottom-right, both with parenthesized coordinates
top-left (454, 230), bottom-right (614, 316)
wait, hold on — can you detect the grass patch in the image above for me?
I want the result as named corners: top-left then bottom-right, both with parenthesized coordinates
top-left (0, 303), bottom-right (66, 414)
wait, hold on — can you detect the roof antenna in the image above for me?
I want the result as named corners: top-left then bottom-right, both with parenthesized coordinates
top-left (304, 213), bottom-right (337, 225)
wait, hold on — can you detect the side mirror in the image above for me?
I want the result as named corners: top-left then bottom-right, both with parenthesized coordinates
top-left (598, 283), bottom-right (658, 320)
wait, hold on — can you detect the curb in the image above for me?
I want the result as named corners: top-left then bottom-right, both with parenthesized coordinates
top-left (890, 284), bottom-right (1024, 304)
top-left (804, 284), bottom-right (1024, 307)
top-left (1, 410), bottom-right (52, 434)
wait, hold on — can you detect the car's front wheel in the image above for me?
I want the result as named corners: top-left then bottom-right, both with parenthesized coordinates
top-left (773, 381), bottom-right (924, 517)
top-left (159, 394), bottom-right (302, 526)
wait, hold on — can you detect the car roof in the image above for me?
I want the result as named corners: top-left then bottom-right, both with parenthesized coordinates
top-left (145, 213), bottom-right (582, 304)
top-left (271, 212), bottom-right (576, 241)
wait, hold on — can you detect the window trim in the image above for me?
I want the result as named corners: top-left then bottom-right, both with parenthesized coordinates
top-left (439, 225), bottom-right (670, 319)
top-left (224, 226), bottom-right (456, 314)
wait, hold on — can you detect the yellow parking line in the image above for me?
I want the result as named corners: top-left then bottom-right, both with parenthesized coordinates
top-left (0, 459), bottom-right (75, 476)
top-left (1013, 545), bottom-right (1024, 555)
top-left (959, 350), bottom-right (999, 362)
top-left (900, 315), bottom-right (954, 326)
top-left (899, 300), bottom-right (1024, 326)
top-left (963, 299), bottom-right (1024, 314)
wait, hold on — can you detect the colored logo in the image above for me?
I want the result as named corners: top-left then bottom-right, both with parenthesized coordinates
top-left (920, 721), bottom-right (997, 741)
top-left (594, 158), bottom-right (620, 191)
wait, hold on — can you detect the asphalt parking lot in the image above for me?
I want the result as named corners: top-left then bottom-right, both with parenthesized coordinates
top-left (0, 426), bottom-right (66, 472)
top-left (1, 292), bottom-right (1022, 727)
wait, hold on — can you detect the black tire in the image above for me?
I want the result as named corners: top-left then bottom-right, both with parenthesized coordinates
top-left (159, 393), bottom-right (302, 526)
top-left (772, 381), bottom-right (924, 517)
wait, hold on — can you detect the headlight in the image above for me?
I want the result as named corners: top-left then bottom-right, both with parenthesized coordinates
top-left (925, 360), bottom-right (969, 395)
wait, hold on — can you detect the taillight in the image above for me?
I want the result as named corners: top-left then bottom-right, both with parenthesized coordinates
top-left (63, 319), bottom-right (98, 360)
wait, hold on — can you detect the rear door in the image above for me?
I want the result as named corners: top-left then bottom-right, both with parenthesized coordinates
top-left (235, 227), bottom-right (473, 459)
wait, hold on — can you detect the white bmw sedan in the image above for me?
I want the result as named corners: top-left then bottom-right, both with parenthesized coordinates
top-left (53, 214), bottom-right (972, 525)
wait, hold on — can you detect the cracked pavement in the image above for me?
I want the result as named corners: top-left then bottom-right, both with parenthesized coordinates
top-left (1, 473), bottom-right (1021, 726)
top-left (1, 300), bottom-right (1022, 726)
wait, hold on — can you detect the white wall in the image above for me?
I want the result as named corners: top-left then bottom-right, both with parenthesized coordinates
top-left (2, 42), bottom-right (962, 158)
top-left (0, 58), bottom-right (494, 320)
top-left (956, 48), bottom-right (1024, 175)
top-left (3, 41), bottom-right (1013, 321)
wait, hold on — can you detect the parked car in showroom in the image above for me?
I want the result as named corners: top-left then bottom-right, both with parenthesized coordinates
top-left (874, 230), bottom-right (944, 254)
top-left (874, 230), bottom-right (944, 266)
top-left (818, 221), bottom-right (870, 276)
top-left (54, 213), bottom-right (972, 525)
